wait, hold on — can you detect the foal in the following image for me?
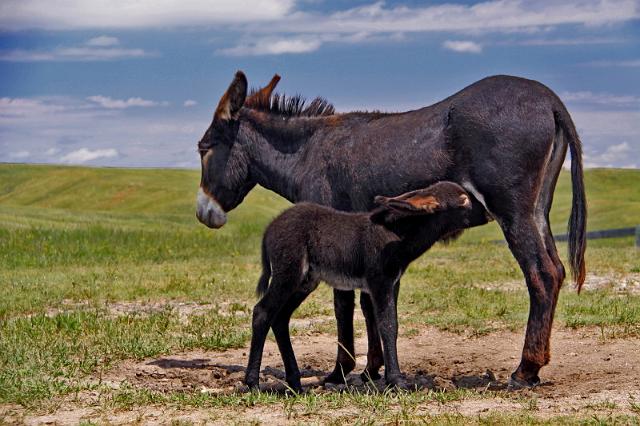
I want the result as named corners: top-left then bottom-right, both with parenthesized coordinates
top-left (245, 181), bottom-right (473, 391)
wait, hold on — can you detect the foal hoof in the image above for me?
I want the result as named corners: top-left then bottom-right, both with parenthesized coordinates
top-left (325, 370), bottom-right (349, 385)
top-left (508, 373), bottom-right (540, 390)
top-left (244, 376), bottom-right (260, 392)
top-left (360, 368), bottom-right (382, 383)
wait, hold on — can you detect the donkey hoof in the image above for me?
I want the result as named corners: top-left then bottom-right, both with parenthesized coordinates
top-left (508, 373), bottom-right (540, 390)
top-left (360, 368), bottom-right (382, 382)
top-left (386, 375), bottom-right (410, 391)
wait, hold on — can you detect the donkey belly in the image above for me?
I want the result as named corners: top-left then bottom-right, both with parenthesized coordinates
top-left (309, 266), bottom-right (368, 292)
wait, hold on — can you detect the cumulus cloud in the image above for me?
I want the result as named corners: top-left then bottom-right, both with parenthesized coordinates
top-left (0, 97), bottom-right (67, 116)
top-left (0, 37), bottom-right (153, 62)
top-left (218, 38), bottom-right (322, 56)
top-left (585, 59), bottom-right (640, 67)
top-left (561, 91), bottom-right (640, 108)
top-left (85, 35), bottom-right (119, 47)
top-left (584, 142), bottom-right (638, 169)
top-left (8, 150), bottom-right (30, 159)
top-left (0, 0), bottom-right (295, 30)
top-left (442, 40), bottom-right (483, 53)
top-left (183, 100), bottom-right (198, 107)
top-left (60, 148), bottom-right (118, 164)
top-left (87, 96), bottom-right (167, 109)
top-left (271, 0), bottom-right (640, 36)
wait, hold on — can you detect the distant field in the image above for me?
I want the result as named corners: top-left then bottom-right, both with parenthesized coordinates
top-left (0, 164), bottom-right (639, 424)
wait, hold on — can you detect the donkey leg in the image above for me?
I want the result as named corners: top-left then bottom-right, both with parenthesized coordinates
top-left (500, 215), bottom-right (562, 387)
top-left (360, 292), bottom-right (385, 381)
top-left (271, 288), bottom-right (315, 392)
top-left (325, 289), bottom-right (357, 384)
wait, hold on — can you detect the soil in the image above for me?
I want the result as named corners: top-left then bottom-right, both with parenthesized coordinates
top-left (4, 325), bottom-right (640, 425)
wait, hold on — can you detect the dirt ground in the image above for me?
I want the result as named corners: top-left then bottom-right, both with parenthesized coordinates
top-left (4, 325), bottom-right (640, 425)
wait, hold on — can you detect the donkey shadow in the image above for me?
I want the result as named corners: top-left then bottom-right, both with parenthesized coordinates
top-left (147, 358), bottom-right (510, 394)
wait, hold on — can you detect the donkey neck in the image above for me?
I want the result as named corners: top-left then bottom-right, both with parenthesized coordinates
top-left (240, 110), bottom-right (323, 203)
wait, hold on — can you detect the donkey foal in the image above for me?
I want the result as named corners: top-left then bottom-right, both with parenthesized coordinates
top-left (245, 181), bottom-right (473, 392)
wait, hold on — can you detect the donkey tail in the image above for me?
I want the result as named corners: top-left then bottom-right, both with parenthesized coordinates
top-left (555, 109), bottom-right (587, 292)
top-left (256, 236), bottom-right (272, 298)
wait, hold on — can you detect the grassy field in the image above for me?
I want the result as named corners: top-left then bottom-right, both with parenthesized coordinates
top-left (0, 163), bottom-right (639, 424)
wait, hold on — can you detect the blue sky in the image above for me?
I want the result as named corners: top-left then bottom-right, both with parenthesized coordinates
top-left (0, 0), bottom-right (639, 168)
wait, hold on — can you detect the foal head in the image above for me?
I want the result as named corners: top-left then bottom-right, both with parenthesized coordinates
top-left (372, 181), bottom-right (472, 225)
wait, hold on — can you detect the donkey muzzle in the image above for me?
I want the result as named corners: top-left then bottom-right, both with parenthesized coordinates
top-left (196, 187), bottom-right (227, 229)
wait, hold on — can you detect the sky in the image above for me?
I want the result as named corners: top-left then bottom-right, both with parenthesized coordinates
top-left (0, 0), bottom-right (639, 169)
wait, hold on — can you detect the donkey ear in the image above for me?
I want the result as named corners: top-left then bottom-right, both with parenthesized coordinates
top-left (245, 74), bottom-right (280, 108)
top-left (214, 71), bottom-right (248, 121)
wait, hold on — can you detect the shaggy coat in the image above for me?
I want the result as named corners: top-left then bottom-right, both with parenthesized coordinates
top-left (245, 182), bottom-right (473, 391)
top-left (195, 71), bottom-right (586, 388)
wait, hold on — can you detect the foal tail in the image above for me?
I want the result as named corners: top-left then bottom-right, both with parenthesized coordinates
top-left (555, 109), bottom-right (587, 292)
top-left (256, 236), bottom-right (271, 298)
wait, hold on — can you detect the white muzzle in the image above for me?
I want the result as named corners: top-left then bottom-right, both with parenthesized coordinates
top-left (196, 187), bottom-right (227, 228)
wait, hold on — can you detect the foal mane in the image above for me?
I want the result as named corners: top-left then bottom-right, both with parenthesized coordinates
top-left (245, 89), bottom-right (335, 118)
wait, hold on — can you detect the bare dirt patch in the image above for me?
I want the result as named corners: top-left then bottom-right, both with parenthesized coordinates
top-left (5, 325), bottom-right (640, 425)
top-left (107, 326), bottom-right (640, 398)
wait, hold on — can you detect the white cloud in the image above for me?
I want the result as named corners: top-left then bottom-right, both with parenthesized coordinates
top-left (85, 35), bottom-right (119, 47)
top-left (0, 0), bottom-right (635, 37)
top-left (517, 37), bottom-right (626, 46)
top-left (8, 150), bottom-right (30, 159)
top-left (561, 91), bottom-right (640, 108)
top-left (0, 37), bottom-right (153, 62)
top-left (0, 97), bottom-right (67, 116)
top-left (60, 148), bottom-right (118, 164)
top-left (584, 142), bottom-right (638, 169)
top-left (87, 95), bottom-right (167, 109)
top-left (218, 38), bottom-right (322, 56)
top-left (0, 0), bottom-right (295, 30)
top-left (274, 0), bottom-right (640, 35)
top-left (585, 59), bottom-right (640, 67)
top-left (442, 40), bottom-right (483, 53)
top-left (183, 100), bottom-right (198, 107)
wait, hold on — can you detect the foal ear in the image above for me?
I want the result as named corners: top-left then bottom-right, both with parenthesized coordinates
top-left (214, 71), bottom-right (248, 121)
top-left (245, 74), bottom-right (280, 108)
top-left (377, 193), bottom-right (441, 214)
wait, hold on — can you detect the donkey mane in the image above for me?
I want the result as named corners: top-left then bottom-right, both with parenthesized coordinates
top-left (245, 89), bottom-right (335, 118)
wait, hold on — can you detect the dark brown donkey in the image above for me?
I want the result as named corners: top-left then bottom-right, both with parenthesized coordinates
top-left (195, 71), bottom-right (586, 388)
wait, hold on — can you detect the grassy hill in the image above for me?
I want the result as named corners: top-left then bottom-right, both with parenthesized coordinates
top-left (0, 163), bottom-right (638, 236)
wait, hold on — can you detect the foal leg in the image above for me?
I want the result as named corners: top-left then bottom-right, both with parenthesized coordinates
top-left (370, 282), bottom-right (404, 387)
top-left (500, 214), bottom-right (562, 387)
top-left (325, 289), bottom-right (357, 384)
top-left (271, 286), bottom-right (316, 392)
top-left (245, 269), bottom-right (300, 389)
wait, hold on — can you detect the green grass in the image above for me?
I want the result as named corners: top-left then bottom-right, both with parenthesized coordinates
top-left (0, 163), bottom-right (639, 410)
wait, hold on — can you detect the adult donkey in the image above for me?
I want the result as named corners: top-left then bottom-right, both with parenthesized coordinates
top-left (195, 71), bottom-right (586, 388)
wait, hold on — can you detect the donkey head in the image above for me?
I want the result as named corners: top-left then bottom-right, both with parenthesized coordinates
top-left (196, 71), bottom-right (280, 228)
top-left (372, 181), bottom-right (471, 223)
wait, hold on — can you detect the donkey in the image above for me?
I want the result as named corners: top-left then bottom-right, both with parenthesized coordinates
top-left (195, 71), bottom-right (586, 388)
top-left (246, 182), bottom-right (474, 391)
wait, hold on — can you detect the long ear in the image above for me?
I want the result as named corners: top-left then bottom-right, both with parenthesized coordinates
top-left (375, 193), bottom-right (441, 214)
top-left (214, 71), bottom-right (248, 121)
top-left (245, 74), bottom-right (280, 108)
